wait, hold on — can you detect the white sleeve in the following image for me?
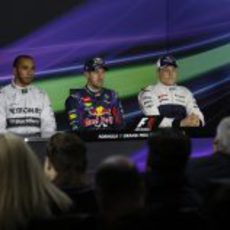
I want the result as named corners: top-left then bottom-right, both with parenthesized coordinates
top-left (138, 89), bottom-right (160, 116)
top-left (40, 93), bottom-right (57, 136)
top-left (138, 88), bottom-right (175, 127)
top-left (0, 91), bottom-right (7, 133)
top-left (186, 90), bottom-right (205, 126)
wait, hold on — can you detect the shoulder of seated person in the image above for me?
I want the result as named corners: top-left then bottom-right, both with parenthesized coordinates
top-left (141, 85), bottom-right (156, 92)
top-left (176, 85), bottom-right (192, 94)
top-left (103, 87), bottom-right (116, 95)
top-left (31, 85), bottom-right (47, 95)
top-left (70, 89), bottom-right (84, 97)
top-left (0, 84), bottom-right (12, 93)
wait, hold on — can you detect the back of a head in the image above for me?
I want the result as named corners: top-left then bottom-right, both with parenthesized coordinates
top-left (147, 129), bottom-right (191, 172)
top-left (46, 133), bottom-right (87, 186)
top-left (0, 133), bottom-right (71, 230)
top-left (95, 156), bottom-right (144, 213)
top-left (215, 117), bottom-right (230, 154)
top-left (0, 133), bottom-right (45, 203)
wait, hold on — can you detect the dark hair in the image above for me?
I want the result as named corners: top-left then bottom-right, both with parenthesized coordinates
top-left (46, 133), bottom-right (87, 186)
top-left (96, 156), bottom-right (144, 200)
top-left (13, 55), bottom-right (34, 68)
top-left (147, 128), bottom-right (191, 171)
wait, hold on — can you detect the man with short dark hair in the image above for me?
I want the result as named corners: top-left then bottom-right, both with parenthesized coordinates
top-left (0, 55), bottom-right (56, 136)
top-left (146, 129), bottom-right (200, 208)
top-left (147, 129), bottom-right (191, 173)
top-left (44, 132), bottom-right (97, 214)
top-left (145, 129), bottom-right (203, 227)
top-left (95, 156), bottom-right (145, 227)
top-left (45, 132), bottom-right (87, 187)
top-left (138, 56), bottom-right (204, 128)
top-left (65, 57), bottom-right (124, 130)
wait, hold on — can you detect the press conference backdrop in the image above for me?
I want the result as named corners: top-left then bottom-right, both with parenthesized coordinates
top-left (0, 0), bottom-right (229, 134)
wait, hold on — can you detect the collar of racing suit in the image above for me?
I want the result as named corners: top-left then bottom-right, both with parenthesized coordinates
top-left (157, 82), bottom-right (177, 91)
top-left (11, 81), bottom-right (32, 93)
top-left (85, 85), bottom-right (104, 97)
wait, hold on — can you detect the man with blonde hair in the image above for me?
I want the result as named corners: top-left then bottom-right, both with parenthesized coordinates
top-left (138, 56), bottom-right (204, 128)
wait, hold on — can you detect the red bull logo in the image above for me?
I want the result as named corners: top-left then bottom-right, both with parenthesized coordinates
top-left (89, 106), bottom-right (111, 117)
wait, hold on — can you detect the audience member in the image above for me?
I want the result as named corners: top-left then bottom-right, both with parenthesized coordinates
top-left (187, 117), bottom-right (230, 198)
top-left (45, 132), bottom-right (97, 214)
top-left (145, 129), bottom-right (204, 228)
top-left (95, 156), bottom-right (146, 229)
top-left (0, 133), bottom-right (72, 230)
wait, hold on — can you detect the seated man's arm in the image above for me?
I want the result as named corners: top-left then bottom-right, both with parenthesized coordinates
top-left (111, 91), bottom-right (125, 129)
top-left (0, 91), bottom-right (7, 133)
top-left (138, 88), bottom-right (181, 128)
top-left (65, 94), bottom-right (82, 131)
top-left (40, 93), bottom-right (57, 135)
top-left (185, 90), bottom-right (205, 127)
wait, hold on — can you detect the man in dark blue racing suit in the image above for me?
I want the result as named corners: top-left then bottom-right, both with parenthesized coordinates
top-left (65, 57), bottom-right (124, 131)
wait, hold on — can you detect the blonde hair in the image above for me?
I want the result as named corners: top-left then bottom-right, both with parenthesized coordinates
top-left (0, 133), bottom-right (72, 230)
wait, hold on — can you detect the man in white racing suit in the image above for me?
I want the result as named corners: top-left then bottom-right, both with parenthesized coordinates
top-left (0, 55), bottom-right (56, 136)
top-left (138, 56), bottom-right (204, 128)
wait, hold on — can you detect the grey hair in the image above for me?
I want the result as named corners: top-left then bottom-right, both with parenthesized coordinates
top-left (215, 117), bottom-right (230, 154)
